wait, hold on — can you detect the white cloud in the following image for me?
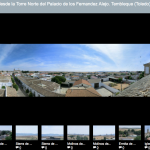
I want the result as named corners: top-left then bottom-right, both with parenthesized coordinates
top-left (0, 44), bottom-right (18, 64)
top-left (82, 44), bottom-right (125, 66)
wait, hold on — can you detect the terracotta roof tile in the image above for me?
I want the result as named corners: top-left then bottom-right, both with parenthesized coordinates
top-left (73, 79), bottom-right (92, 87)
top-left (65, 87), bottom-right (102, 97)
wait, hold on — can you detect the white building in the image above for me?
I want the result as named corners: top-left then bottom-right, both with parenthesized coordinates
top-left (15, 73), bottom-right (21, 77)
top-left (0, 77), bottom-right (12, 89)
top-left (71, 76), bottom-right (79, 80)
top-left (88, 79), bottom-right (102, 88)
top-left (17, 77), bottom-right (65, 97)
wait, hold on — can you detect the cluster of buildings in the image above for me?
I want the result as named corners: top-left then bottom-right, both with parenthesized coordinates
top-left (0, 62), bottom-right (149, 97)
top-left (65, 79), bottom-right (102, 97)
top-left (0, 131), bottom-right (11, 140)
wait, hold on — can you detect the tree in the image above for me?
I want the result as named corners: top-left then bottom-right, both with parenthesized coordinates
top-left (26, 89), bottom-right (29, 93)
top-left (29, 92), bottom-right (33, 97)
top-left (1, 131), bottom-right (7, 135)
top-left (5, 132), bottom-right (12, 140)
top-left (131, 129), bottom-right (135, 132)
top-left (93, 138), bottom-right (96, 140)
top-left (11, 78), bottom-right (14, 83)
top-left (129, 76), bottom-right (132, 80)
top-left (104, 137), bottom-right (106, 140)
top-left (84, 136), bottom-right (88, 140)
top-left (51, 76), bottom-right (66, 84)
top-left (76, 135), bottom-right (81, 140)
top-left (2, 86), bottom-right (5, 89)
top-left (87, 75), bottom-right (91, 79)
top-left (118, 78), bottom-right (122, 83)
top-left (134, 136), bottom-right (141, 140)
top-left (68, 135), bottom-right (74, 140)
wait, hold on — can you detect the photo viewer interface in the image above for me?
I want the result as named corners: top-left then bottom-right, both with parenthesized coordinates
top-left (0, 0), bottom-right (150, 13)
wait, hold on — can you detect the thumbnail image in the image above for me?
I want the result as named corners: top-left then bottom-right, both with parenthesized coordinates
top-left (119, 125), bottom-right (141, 140)
top-left (0, 126), bottom-right (12, 140)
top-left (145, 126), bottom-right (150, 140)
top-left (67, 125), bottom-right (89, 140)
top-left (16, 125), bottom-right (38, 140)
top-left (42, 125), bottom-right (63, 140)
top-left (93, 125), bottom-right (115, 140)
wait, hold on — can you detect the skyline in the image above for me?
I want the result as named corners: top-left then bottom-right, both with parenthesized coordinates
top-left (0, 44), bottom-right (149, 71)
top-left (0, 125), bottom-right (12, 131)
top-left (16, 126), bottom-right (38, 134)
top-left (42, 126), bottom-right (63, 134)
top-left (119, 126), bottom-right (141, 129)
top-left (93, 126), bottom-right (115, 135)
top-left (67, 126), bottom-right (89, 135)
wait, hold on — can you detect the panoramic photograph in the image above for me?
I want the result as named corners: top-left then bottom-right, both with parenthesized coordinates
top-left (42, 125), bottom-right (63, 140)
top-left (119, 126), bottom-right (141, 140)
top-left (93, 125), bottom-right (115, 140)
top-left (145, 125), bottom-right (150, 140)
top-left (0, 44), bottom-right (150, 97)
top-left (16, 125), bottom-right (38, 140)
top-left (67, 125), bottom-right (89, 140)
top-left (0, 126), bottom-right (12, 140)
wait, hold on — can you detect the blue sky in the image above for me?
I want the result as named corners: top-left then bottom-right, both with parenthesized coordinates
top-left (67, 126), bottom-right (89, 134)
top-left (0, 126), bottom-right (12, 131)
top-left (119, 126), bottom-right (141, 128)
top-left (0, 44), bottom-right (149, 71)
top-left (16, 125), bottom-right (38, 134)
top-left (42, 126), bottom-right (63, 134)
top-left (145, 126), bottom-right (150, 133)
top-left (93, 126), bottom-right (115, 135)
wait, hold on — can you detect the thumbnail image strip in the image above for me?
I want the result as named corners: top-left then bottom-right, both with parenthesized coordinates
top-left (42, 125), bottom-right (64, 140)
top-left (0, 125), bottom-right (12, 140)
top-left (16, 125), bottom-right (38, 140)
top-left (93, 125), bottom-right (115, 140)
top-left (67, 125), bottom-right (89, 140)
top-left (119, 125), bottom-right (141, 140)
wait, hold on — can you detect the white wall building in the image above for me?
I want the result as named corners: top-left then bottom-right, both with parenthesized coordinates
top-left (71, 76), bottom-right (79, 80)
top-left (88, 79), bottom-right (102, 88)
top-left (17, 77), bottom-right (63, 97)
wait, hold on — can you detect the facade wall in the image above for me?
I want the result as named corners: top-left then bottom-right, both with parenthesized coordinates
top-left (101, 78), bottom-right (109, 82)
top-left (91, 83), bottom-right (94, 88)
top-left (90, 82), bottom-right (102, 88)
top-left (144, 65), bottom-right (150, 75)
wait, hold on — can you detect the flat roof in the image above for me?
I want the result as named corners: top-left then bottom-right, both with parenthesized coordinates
top-left (109, 77), bottom-right (119, 80)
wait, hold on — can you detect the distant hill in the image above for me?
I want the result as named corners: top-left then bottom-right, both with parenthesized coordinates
top-left (67, 134), bottom-right (89, 135)
top-left (93, 134), bottom-right (115, 136)
top-left (119, 128), bottom-right (140, 129)
top-left (42, 134), bottom-right (63, 136)
top-left (16, 133), bottom-right (38, 136)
